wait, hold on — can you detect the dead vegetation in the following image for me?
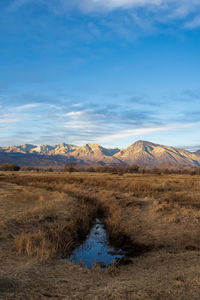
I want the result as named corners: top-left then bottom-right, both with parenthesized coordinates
top-left (0, 172), bottom-right (200, 299)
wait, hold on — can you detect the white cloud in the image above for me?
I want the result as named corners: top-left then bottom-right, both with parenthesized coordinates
top-left (55, 0), bottom-right (200, 16)
top-left (64, 120), bottom-right (99, 130)
top-left (0, 113), bottom-right (22, 125)
top-left (14, 103), bottom-right (41, 111)
top-left (7, 0), bottom-right (43, 11)
top-left (7, 0), bottom-right (200, 16)
top-left (73, 103), bottom-right (82, 107)
top-left (185, 15), bottom-right (200, 29)
top-left (65, 111), bottom-right (86, 119)
top-left (77, 0), bottom-right (162, 11)
top-left (99, 122), bottom-right (200, 142)
top-left (5, 0), bottom-right (200, 36)
top-left (63, 109), bottom-right (104, 130)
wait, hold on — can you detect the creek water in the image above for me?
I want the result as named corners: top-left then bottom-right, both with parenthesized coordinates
top-left (68, 219), bottom-right (125, 269)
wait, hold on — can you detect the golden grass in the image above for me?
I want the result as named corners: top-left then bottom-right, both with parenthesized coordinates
top-left (14, 196), bottom-right (101, 260)
top-left (0, 172), bottom-right (200, 299)
top-left (1, 172), bottom-right (200, 251)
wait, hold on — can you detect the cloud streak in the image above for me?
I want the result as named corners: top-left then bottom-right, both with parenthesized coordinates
top-left (99, 122), bottom-right (200, 143)
top-left (0, 95), bottom-right (200, 148)
top-left (5, 0), bottom-right (200, 26)
top-left (42, 0), bottom-right (200, 14)
top-left (185, 15), bottom-right (200, 29)
top-left (2, 0), bottom-right (200, 49)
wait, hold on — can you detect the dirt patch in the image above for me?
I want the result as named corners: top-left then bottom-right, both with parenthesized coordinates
top-left (0, 278), bottom-right (20, 293)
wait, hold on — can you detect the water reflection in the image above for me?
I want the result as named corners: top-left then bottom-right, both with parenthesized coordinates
top-left (69, 219), bottom-right (125, 269)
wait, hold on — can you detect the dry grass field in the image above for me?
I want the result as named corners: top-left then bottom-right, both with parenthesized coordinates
top-left (0, 171), bottom-right (200, 299)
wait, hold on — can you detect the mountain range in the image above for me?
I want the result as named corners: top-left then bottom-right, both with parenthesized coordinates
top-left (0, 140), bottom-right (200, 169)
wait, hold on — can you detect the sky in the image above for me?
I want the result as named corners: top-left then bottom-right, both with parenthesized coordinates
top-left (0, 0), bottom-right (200, 149)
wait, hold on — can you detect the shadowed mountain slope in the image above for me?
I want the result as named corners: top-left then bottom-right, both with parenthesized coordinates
top-left (114, 141), bottom-right (200, 168)
top-left (0, 141), bottom-right (200, 168)
top-left (195, 150), bottom-right (200, 156)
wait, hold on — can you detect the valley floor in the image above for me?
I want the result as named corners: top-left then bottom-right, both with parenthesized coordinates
top-left (0, 172), bottom-right (200, 299)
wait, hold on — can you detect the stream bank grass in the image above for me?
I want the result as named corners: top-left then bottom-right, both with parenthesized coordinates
top-left (0, 172), bottom-right (200, 299)
top-left (14, 195), bottom-right (101, 260)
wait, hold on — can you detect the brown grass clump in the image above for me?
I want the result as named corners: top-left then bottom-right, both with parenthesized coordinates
top-left (1, 172), bottom-right (200, 254)
top-left (15, 196), bottom-right (100, 260)
top-left (15, 221), bottom-right (78, 260)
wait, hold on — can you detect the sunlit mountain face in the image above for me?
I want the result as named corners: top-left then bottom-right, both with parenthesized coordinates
top-left (1, 141), bottom-right (200, 169)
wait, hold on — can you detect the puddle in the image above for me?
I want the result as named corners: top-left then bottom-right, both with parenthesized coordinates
top-left (67, 219), bottom-right (126, 269)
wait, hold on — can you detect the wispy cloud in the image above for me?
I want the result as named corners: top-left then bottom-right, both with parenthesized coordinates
top-left (43, 0), bottom-right (200, 15)
top-left (180, 144), bottom-right (200, 152)
top-left (99, 122), bottom-right (200, 143)
top-left (185, 15), bottom-right (200, 29)
top-left (0, 90), bottom-right (200, 147)
top-left (5, 0), bottom-right (200, 31)
top-left (0, 113), bottom-right (22, 125)
top-left (14, 103), bottom-right (41, 111)
top-left (65, 111), bottom-right (87, 119)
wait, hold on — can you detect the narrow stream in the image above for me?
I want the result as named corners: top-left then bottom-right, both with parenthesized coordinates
top-left (67, 219), bottom-right (126, 269)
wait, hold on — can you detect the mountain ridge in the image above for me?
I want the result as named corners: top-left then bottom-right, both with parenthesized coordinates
top-left (0, 140), bottom-right (200, 169)
top-left (195, 150), bottom-right (200, 156)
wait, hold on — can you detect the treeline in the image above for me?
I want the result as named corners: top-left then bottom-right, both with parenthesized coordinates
top-left (0, 163), bottom-right (52, 172)
top-left (1, 162), bottom-right (200, 175)
top-left (0, 163), bottom-right (21, 171)
top-left (77, 165), bottom-right (200, 175)
top-left (58, 162), bottom-right (200, 175)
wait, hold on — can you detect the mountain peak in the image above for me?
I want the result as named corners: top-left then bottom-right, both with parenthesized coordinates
top-left (126, 140), bottom-right (158, 153)
top-left (114, 140), bottom-right (200, 168)
top-left (131, 140), bottom-right (158, 147)
top-left (1, 140), bottom-right (200, 169)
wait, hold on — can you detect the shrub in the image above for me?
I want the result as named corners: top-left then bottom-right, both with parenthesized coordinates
top-left (0, 163), bottom-right (20, 171)
top-left (63, 162), bottom-right (77, 172)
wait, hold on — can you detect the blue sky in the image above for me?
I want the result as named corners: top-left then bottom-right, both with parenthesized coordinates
top-left (0, 0), bottom-right (200, 149)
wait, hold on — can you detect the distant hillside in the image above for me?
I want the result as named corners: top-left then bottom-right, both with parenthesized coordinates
top-left (0, 153), bottom-right (76, 167)
top-left (195, 150), bottom-right (200, 156)
top-left (114, 141), bottom-right (200, 169)
top-left (0, 141), bottom-right (200, 169)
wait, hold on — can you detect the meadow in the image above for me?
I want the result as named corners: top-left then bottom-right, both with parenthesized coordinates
top-left (0, 171), bottom-right (200, 299)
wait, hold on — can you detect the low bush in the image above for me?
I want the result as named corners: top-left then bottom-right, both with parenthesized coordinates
top-left (0, 163), bottom-right (20, 171)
